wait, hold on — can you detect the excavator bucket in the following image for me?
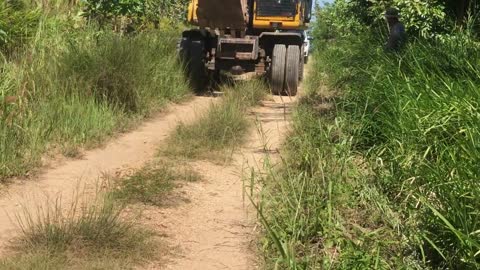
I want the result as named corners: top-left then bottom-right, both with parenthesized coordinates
top-left (196, 0), bottom-right (248, 29)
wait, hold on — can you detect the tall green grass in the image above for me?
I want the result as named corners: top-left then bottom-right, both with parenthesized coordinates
top-left (254, 73), bottom-right (415, 269)
top-left (0, 0), bottom-right (41, 53)
top-left (257, 31), bottom-right (480, 269)
top-left (0, 18), bottom-right (189, 180)
top-left (308, 33), bottom-right (480, 268)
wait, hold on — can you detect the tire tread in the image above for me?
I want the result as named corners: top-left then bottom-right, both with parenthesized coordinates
top-left (271, 44), bottom-right (287, 95)
top-left (286, 45), bottom-right (300, 96)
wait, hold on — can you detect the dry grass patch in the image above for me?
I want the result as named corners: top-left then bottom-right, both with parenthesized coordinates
top-left (111, 161), bottom-right (201, 206)
top-left (164, 79), bottom-right (268, 161)
top-left (0, 193), bottom-right (155, 270)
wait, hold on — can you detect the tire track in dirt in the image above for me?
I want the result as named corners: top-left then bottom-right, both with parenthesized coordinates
top-left (0, 96), bottom-right (215, 256)
top-left (143, 95), bottom-right (297, 270)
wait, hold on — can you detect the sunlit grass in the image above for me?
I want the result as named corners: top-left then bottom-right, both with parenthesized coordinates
top-left (0, 192), bottom-right (155, 269)
top-left (256, 30), bottom-right (480, 269)
top-left (112, 161), bottom-right (201, 206)
top-left (164, 80), bottom-right (268, 161)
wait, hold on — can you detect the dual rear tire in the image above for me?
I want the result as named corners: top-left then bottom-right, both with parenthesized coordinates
top-left (270, 44), bottom-right (301, 96)
top-left (180, 38), bottom-right (302, 95)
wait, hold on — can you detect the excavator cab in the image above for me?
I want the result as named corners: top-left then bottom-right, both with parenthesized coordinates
top-left (181, 0), bottom-right (313, 95)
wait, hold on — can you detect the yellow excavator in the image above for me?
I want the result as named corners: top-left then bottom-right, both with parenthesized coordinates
top-left (179, 0), bottom-right (313, 95)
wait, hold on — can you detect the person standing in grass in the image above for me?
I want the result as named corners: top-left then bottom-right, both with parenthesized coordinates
top-left (384, 8), bottom-right (407, 51)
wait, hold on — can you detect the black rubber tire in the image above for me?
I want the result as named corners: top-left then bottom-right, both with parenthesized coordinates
top-left (304, 55), bottom-right (309, 64)
top-left (271, 44), bottom-right (287, 95)
top-left (285, 45), bottom-right (300, 96)
top-left (188, 40), bottom-right (208, 92)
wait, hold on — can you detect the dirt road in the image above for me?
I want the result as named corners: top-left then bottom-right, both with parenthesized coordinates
top-left (0, 92), bottom-right (297, 269)
top-left (144, 95), bottom-right (296, 270)
top-left (0, 96), bottom-right (214, 256)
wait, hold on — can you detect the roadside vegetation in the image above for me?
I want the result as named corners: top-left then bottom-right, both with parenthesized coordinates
top-left (0, 157), bottom-right (202, 269)
top-left (0, 193), bottom-right (155, 269)
top-left (0, 0), bottom-right (196, 268)
top-left (2, 2), bottom-right (270, 268)
top-left (0, 77), bottom-right (267, 269)
top-left (254, 65), bottom-right (410, 269)
top-left (0, 0), bottom-right (190, 181)
top-left (165, 80), bottom-right (268, 161)
top-left (258, 1), bottom-right (480, 269)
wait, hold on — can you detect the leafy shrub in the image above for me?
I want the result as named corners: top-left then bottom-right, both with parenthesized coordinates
top-left (144, 0), bottom-right (190, 23)
top-left (81, 0), bottom-right (190, 30)
top-left (365, 0), bottom-right (448, 37)
top-left (316, 0), bottom-right (474, 38)
top-left (314, 0), bottom-right (368, 37)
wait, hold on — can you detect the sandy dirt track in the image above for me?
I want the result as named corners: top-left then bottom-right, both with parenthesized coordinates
top-left (144, 95), bottom-right (296, 270)
top-left (0, 96), bottom-right (214, 256)
top-left (0, 91), bottom-right (297, 269)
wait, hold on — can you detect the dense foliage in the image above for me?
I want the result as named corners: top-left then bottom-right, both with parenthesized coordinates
top-left (0, 0), bottom-right (189, 53)
top-left (318, 0), bottom-right (479, 37)
top-left (319, 34), bottom-right (480, 269)
top-left (299, 0), bottom-right (480, 268)
top-left (0, 0), bottom-right (40, 52)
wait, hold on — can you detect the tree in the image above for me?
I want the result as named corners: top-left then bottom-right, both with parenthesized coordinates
top-left (324, 0), bottom-right (480, 37)
top-left (82, 0), bottom-right (190, 31)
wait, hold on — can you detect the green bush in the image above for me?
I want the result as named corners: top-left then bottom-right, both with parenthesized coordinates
top-left (81, 0), bottom-right (190, 30)
top-left (316, 0), bottom-right (476, 38)
top-left (60, 31), bottom-right (187, 113)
